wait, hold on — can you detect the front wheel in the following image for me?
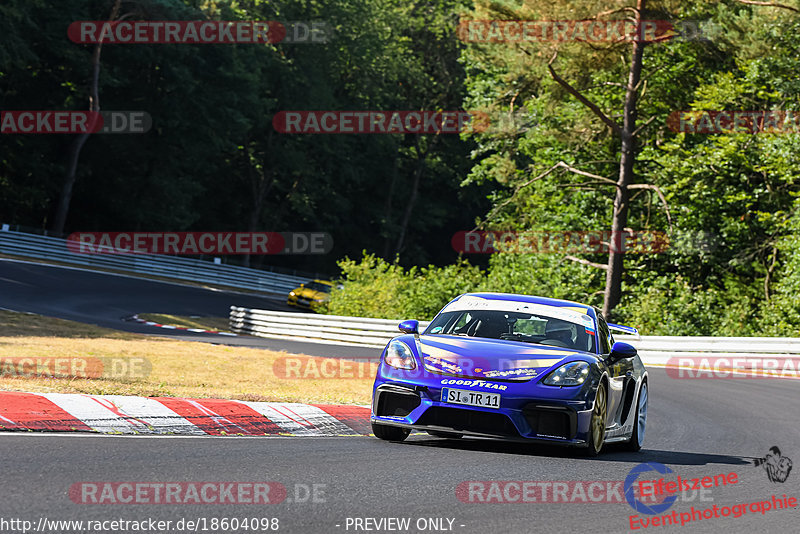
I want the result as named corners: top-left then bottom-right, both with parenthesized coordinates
top-left (623, 381), bottom-right (647, 452)
top-left (372, 422), bottom-right (410, 442)
top-left (585, 381), bottom-right (607, 457)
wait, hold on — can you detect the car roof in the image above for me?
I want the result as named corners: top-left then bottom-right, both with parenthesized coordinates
top-left (455, 292), bottom-right (594, 314)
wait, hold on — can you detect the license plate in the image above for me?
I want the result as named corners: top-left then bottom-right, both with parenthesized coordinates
top-left (441, 388), bottom-right (500, 409)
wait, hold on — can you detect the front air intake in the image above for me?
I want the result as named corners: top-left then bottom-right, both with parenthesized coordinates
top-left (416, 407), bottom-right (518, 437)
top-left (522, 405), bottom-right (576, 440)
top-left (375, 386), bottom-right (421, 417)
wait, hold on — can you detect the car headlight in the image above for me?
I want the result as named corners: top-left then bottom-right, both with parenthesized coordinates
top-left (383, 340), bottom-right (416, 370)
top-left (543, 361), bottom-right (590, 386)
top-left (289, 291), bottom-right (296, 296)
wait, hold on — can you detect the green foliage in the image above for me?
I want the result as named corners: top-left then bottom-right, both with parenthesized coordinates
top-left (5, 0), bottom-right (800, 336)
top-left (325, 3), bottom-right (800, 337)
top-left (327, 251), bottom-right (603, 320)
top-left (482, 254), bottom-right (605, 307)
top-left (326, 252), bottom-right (484, 319)
top-left (328, 251), bottom-right (761, 336)
top-left (0, 0), bottom-right (484, 273)
top-left (616, 275), bottom-right (760, 336)
top-left (758, 205), bottom-right (800, 336)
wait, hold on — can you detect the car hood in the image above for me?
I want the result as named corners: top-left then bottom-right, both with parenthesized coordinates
top-left (418, 335), bottom-right (591, 381)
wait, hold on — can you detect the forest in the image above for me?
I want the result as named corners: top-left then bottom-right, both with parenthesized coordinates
top-left (2, 0), bottom-right (800, 335)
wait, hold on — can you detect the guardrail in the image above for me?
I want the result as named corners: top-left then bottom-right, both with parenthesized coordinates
top-left (0, 227), bottom-right (311, 295)
top-left (229, 308), bottom-right (800, 368)
top-left (613, 335), bottom-right (800, 361)
top-left (230, 307), bottom-right (431, 347)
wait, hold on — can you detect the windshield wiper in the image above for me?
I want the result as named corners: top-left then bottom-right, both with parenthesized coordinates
top-left (499, 333), bottom-right (550, 345)
top-left (500, 333), bottom-right (538, 341)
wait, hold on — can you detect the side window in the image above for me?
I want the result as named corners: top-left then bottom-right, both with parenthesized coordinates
top-left (596, 313), bottom-right (611, 355)
top-left (452, 312), bottom-right (472, 332)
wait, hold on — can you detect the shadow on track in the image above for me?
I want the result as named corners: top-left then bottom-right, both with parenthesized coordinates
top-left (401, 436), bottom-right (750, 466)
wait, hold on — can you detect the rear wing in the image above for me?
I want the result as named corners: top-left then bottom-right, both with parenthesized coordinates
top-left (608, 323), bottom-right (639, 336)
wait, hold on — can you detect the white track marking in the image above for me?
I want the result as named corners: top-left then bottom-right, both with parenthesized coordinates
top-left (40, 393), bottom-right (204, 434)
top-left (239, 402), bottom-right (359, 435)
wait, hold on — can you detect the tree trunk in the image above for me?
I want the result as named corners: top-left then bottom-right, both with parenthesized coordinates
top-left (394, 164), bottom-right (423, 259)
top-left (382, 143), bottom-right (399, 259)
top-left (602, 0), bottom-right (646, 318)
top-left (51, 0), bottom-right (121, 234)
top-left (242, 132), bottom-right (275, 268)
top-left (394, 136), bottom-right (435, 259)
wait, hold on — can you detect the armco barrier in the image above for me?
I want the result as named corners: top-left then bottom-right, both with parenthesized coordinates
top-left (0, 226), bottom-right (311, 295)
top-left (615, 336), bottom-right (800, 361)
top-left (229, 307), bottom-right (800, 369)
top-left (230, 307), bottom-right (430, 348)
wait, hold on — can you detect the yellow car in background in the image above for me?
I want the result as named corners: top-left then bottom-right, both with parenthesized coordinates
top-left (287, 279), bottom-right (334, 311)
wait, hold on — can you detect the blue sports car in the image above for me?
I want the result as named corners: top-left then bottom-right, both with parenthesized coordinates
top-left (370, 293), bottom-right (648, 455)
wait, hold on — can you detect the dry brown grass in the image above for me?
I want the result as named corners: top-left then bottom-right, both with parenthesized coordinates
top-left (0, 311), bottom-right (372, 404)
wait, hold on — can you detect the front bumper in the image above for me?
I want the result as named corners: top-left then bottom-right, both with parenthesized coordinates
top-left (371, 373), bottom-right (597, 446)
top-left (287, 296), bottom-right (324, 310)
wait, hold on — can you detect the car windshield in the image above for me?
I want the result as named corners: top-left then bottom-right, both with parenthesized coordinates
top-left (305, 282), bottom-right (332, 293)
top-left (424, 309), bottom-right (596, 353)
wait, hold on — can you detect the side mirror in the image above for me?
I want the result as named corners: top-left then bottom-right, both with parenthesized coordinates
top-left (608, 341), bottom-right (637, 363)
top-left (398, 319), bottom-right (419, 335)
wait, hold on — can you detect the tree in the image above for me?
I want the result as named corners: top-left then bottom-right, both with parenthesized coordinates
top-left (460, 0), bottom-right (728, 317)
top-left (52, 0), bottom-right (122, 234)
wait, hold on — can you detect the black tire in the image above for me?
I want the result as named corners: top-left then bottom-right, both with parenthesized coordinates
top-left (372, 422), bottom-right (410, 442)
top-left (427, 430), bottom-right (463, 439)
top-left (623, 380), bottom-right (647, 452)
top-left (585, 381), bottom-right (607, 457)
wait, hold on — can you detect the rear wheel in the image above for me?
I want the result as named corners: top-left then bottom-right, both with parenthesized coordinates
top-left (623, 381), bottom-right (647, 451)
top-left (372, 422), bottom-right (410, 442)
top-left (585, 381), bottom-right (607, 457)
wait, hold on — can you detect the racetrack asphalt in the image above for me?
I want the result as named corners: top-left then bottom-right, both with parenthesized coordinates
top-left (0, 258), bottom-right (378, 359)
top-left (1, 258), bottom-right (798, 532)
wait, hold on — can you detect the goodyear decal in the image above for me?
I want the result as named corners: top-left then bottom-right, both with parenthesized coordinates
top-left (440, 379), bottom-right (508, 391)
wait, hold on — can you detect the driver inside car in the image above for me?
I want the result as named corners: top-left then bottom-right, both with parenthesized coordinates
top-left (472, 313), bottom-right (510, 339)
top-left (544, 323), bottom-right (576, 348)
